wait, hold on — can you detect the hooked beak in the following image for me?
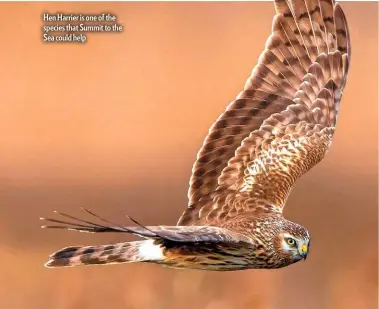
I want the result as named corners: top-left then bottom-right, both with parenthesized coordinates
top-left (300, 244), bottom-right (308, 260)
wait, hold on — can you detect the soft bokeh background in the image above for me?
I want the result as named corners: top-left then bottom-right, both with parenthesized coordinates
top-left (0, 1), bottom-right (377, 309)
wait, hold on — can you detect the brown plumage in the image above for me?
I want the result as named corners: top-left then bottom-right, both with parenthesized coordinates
top-left (41, 0), bottom-right (350, 271)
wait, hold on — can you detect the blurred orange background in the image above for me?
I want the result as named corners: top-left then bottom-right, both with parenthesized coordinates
top-left (0, 1), bottom-right (377, 309)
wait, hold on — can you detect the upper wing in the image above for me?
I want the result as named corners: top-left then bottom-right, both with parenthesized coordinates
top-left (178, 0), bottom-right (350, 226)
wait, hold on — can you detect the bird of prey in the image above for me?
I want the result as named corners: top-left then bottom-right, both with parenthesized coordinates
top-left (41, 0), bottom-right (351, 271)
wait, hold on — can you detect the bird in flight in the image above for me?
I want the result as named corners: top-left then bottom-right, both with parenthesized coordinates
top-left (42, 0), bottom-right (350, 271)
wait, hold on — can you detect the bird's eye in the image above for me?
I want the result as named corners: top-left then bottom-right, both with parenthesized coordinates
top-left (286, 238), bottom-right (296, 246)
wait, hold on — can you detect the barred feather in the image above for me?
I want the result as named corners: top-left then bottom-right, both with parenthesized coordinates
top-left (179, 0), bottom-right (350, 225)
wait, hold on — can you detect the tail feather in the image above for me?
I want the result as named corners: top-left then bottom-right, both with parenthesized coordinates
top-left (45, 240), bottom-right (163, 268)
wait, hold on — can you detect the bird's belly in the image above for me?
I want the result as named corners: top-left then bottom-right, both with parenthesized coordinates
top-left (149, 242), bottom-right (263, 271)
top-left (153, 255), bottom-right (250, 271)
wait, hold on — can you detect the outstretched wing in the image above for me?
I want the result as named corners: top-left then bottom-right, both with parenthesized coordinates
top-left (41, 210), bottom-right (253, 244)
top-left (178, 0), bottom-right (350, 226)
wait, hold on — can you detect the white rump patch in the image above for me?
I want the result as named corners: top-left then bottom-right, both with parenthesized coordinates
top-left (138, 239), bottom-right (164, 261)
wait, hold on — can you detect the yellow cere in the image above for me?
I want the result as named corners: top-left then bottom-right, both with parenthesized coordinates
top-left (301, 244), bottom-right (308, 254)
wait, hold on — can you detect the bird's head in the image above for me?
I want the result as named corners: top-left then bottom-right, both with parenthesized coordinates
top-left (273, 221), bottom-right (310, 263)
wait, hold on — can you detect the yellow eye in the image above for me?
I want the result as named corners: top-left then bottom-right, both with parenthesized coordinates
top-left (286, 238), bottom-right (296, 246)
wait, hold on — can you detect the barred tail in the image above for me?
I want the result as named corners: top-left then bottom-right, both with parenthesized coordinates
top-left (45, 239), bottom-right (164, 268)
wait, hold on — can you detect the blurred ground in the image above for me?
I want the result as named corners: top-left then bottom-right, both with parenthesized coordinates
top-left (0, 2), bottom-right (377, 309)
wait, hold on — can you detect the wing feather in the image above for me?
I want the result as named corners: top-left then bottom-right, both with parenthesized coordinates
top-left (179, 0), bottom-right (350, 226)
top-left (41, 211), bottom-right (253, 244)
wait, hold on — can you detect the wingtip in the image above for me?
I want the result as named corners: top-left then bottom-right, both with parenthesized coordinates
top-left (44, 257), bottom-right (67, 268)
top-left (44, 259), bottom-right (54, 268)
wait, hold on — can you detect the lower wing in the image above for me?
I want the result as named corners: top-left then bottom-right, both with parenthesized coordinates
top-left (40, 208), bottom-right (253, 245)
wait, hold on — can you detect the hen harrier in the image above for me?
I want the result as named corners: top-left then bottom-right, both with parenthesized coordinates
top-left (42, 0), bottom-right (350, 270)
